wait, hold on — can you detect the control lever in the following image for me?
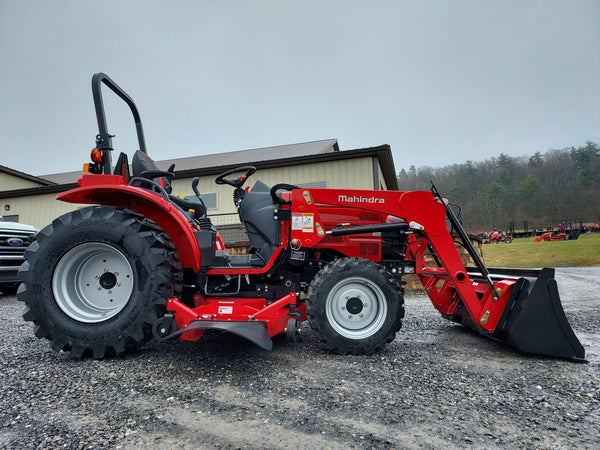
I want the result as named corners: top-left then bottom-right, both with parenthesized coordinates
top-left (190, 177), bottom-right (208, 220)
top-left (192, 177), bottom-right (201, 199)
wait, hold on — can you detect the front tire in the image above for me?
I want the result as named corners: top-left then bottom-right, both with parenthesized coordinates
top-left (307, 258), bottom-right (404, 355)
top-left (18, 206), bottom-right (182, 358)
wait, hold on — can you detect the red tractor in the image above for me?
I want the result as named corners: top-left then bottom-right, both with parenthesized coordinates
top-left (483, 231), bottom-right (513, 244)
top-left (534, 232), bottom-right (567, 242)
top-left (18, 74), bottom-right (585, 361)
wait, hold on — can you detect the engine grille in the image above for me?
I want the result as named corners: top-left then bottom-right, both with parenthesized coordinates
top-left (0, 229), bottom-right (37, 270)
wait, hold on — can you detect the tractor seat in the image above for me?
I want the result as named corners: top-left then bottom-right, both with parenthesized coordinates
top-left (131, 150), bottom-right (173, 194)
top-left (168, 195), bottom-right (206, 220)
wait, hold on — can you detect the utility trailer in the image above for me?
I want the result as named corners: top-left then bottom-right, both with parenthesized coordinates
top-left (18, 74), bottom-right (585, 361)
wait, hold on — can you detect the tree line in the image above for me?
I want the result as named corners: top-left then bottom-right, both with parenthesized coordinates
top-left (397, 141), bottom-right (600, 233)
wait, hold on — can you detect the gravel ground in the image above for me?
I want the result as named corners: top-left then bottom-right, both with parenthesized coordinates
top-left (1, 267), bottom-right (599, 449)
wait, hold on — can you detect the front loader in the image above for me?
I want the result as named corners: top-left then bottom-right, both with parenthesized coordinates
top-left (18, 73), bottom-right (585, 361)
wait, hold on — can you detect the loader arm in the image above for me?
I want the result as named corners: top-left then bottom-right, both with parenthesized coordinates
top-left (290, 188), bottom-right (504, 331)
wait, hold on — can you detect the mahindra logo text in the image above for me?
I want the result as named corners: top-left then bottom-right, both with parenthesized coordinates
top-left (338, 195), bottom-right (385, 204)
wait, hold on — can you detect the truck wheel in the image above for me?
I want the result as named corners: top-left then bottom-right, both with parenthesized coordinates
top-left (307, 258), bottom-right (404, 355)
top-left (18, 206), bottom-right (182, 358)
top-left (0, 282), bottom-right (20, 295)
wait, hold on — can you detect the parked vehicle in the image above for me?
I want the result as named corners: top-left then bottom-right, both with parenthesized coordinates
top-left (18, 73), bottom-right (585, 361)
top-left (0, 217), bottom-right (37, 295)
top-left (534, 231), bottom-right (567, 242)
top-left (483, 231), bottom-right (513, 244)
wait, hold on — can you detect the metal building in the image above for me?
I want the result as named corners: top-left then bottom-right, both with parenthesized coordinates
top-left (1, 139), bottom-right (397, 246)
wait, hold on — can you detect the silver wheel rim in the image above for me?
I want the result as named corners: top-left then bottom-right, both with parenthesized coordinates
top-left (52, 242), bottom-right (134, 323)
top-left (325, 276), bottom-right (387, 339)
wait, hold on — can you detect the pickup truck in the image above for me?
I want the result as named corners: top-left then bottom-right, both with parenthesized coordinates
top-left (0, 217), bottom-right (38, 295)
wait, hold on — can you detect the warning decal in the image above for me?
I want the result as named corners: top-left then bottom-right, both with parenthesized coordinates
top-left (218, 306), bottom-right (233, 314)
top-left (292, 213), bottom-right (315, 233)
top-left (302, 213), bottom-right (314, 232)
top-left (292, 213), bottom-right (303, 231)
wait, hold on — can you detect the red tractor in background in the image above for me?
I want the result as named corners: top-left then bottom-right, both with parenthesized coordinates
top-left (18, 74), bottom-right (585, 361)
top-left (534, 232), bottom-right (567, 242)
top-left (482, 231), bottom-right (513, 244)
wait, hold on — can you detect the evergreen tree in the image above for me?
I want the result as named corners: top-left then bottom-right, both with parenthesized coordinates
top-left (397, 142), bottom-right (599, 231)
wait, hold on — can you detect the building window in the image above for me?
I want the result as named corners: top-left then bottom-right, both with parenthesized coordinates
top-left (200, 193), bottom-right (217, 209)
top-left (300, 182), bottom-right (326, 189)
top-left (271, 182), bottom-right (326, 199)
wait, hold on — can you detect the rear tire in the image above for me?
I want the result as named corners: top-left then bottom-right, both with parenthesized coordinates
top-left (307, 258), bottom-right (404, 355)
top-left (18, 206), bottom-right (182, 358)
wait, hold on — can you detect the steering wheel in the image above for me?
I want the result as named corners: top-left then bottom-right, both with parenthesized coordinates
top-left (270, 183), bottom-right (299, 206)
top-left (215, 166), bottom-right (257, 188)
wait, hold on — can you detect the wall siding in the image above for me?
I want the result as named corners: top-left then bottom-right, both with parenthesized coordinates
top-left (5, 157), bottom-right (376, 228)
top-left (3, 194), bottom-right (80, 229)
top-left (0, 172), bottom-right (44, 191)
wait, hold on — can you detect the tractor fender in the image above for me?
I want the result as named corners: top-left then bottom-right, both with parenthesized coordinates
top-left (57, 178), bottom-right (201, 271)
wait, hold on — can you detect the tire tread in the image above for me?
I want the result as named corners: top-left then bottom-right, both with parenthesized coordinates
top-left (18, 206), bottom-right (182, 359)
top-left (307, 257), bottom-right (404, 355)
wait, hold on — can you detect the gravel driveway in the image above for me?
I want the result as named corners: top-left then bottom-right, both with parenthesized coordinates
top-left (1, 267), bottom-right (599, 449)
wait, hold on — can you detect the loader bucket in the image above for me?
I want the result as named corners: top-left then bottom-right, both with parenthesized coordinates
top-left (449, 268), bottom-right (586, 361)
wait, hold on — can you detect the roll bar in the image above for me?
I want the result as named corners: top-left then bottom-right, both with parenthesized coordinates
top-left (91, 73), bottom-right (147, 174)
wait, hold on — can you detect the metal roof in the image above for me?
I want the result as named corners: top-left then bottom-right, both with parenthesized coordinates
top-left (0, 165), bottom-right (56, 186)
top-left (38, 139), bottom-right (339, 185)
top-left (157, 138), bottom-right (339, 172)
top-left (2, 139), bottom-right (398, 196)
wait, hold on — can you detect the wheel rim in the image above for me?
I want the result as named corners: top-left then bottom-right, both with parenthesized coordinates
top-left (52, 242), bottom-right (134, 323)
top-left (325, 276), bottom-right (387, 339)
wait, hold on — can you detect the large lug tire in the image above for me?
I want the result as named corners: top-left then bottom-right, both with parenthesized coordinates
top-left (307, 257), bottom-right (404, 355)
top-left (18, 206), bottom-right (182, 358)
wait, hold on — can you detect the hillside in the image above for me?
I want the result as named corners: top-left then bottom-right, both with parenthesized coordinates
top-left (397, 141), bottom-right (599, 232)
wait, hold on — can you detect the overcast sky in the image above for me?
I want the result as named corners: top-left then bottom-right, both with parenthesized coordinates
top-left (1, 0), bottom-right (598, 177)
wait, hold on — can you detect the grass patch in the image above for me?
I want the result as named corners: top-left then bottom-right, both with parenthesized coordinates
top-left (481, 232), bottom-right (600, 268)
